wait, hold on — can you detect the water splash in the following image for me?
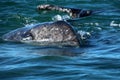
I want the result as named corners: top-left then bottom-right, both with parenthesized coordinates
top-left (52, 14), bottom-right (70, 21)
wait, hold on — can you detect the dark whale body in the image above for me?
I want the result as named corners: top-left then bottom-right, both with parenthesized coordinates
top-left (2, 21), bottom-right (81, 47)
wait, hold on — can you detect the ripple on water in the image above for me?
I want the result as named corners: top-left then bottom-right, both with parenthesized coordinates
top-left (0, 0), bottom-right (120, 80)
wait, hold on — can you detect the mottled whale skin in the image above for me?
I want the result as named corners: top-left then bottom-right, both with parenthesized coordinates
top-left (37, 4), bottom-right (92, 18)
top-left (2, 21), bottom-right (81, 47)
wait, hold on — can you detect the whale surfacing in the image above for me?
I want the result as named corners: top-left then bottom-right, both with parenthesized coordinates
top-left (2, 21), bottom-right (80, 47)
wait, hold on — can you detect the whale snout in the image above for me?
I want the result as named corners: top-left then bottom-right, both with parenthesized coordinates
top-left (2, 27), bottom-right (34, 42)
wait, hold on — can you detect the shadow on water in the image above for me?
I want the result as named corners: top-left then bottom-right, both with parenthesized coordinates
top-left (0, 42), bottom-right (85, 57)
top-left (31, 46), bottom-right (85, 57)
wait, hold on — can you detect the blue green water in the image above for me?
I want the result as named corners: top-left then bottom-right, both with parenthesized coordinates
top-left (0, 0), bottom-right (120, 80)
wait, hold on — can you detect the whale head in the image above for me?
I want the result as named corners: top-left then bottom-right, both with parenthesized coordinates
top-left (2, 26), bottom-right (34, 42)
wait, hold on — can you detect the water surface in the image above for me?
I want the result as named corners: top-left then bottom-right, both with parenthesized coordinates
top-left (0, 0), bottom-right (120, 80)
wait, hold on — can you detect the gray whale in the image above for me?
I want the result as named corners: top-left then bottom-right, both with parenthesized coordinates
top-left (2, 21), bottom-right (81, 47)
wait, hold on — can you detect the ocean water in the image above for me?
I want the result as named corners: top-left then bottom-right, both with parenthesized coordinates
top-left (0, 0), bottom-right (120, 80)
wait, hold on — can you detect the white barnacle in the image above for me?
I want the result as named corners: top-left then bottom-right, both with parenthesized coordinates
top-left (22, 37), bottom-right (32, 41)
top-left (51, 27), bottom-right (59, 31)
top-left (69, 13), bottom-right (73, 17)
top-left (38, 38), bottom-right (51, 42)
top-left (44, 4), bottom-right (50, 7)
top-left (67, 35), bottom-right (72, 40)
top-left (37, 4), bottom-right (50, 9)
top-left (62, 9), bottom-right (68, 12)
top-left (55, 28), bottom-right (59, 31)
top-left (66, 9), bottom-right (70, 13)
top-left (51, 27), bottom-right (55, 31)
top-left (66, 30), bottom-right (69, 32)
top-left (65, 30), bottom-right (69, 34)
top-left (58, 8), bottom-right (63, 12)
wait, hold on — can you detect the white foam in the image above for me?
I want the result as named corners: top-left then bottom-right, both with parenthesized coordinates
top-left (77, 30), bottom-right (91, 39)
top-left (110, 21), bottom-right (120, 27)
top-left (52, 14), bottom-right (70, 21)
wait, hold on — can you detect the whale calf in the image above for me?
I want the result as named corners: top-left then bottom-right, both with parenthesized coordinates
top-left (2, 21), bottom-right (81, 47)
